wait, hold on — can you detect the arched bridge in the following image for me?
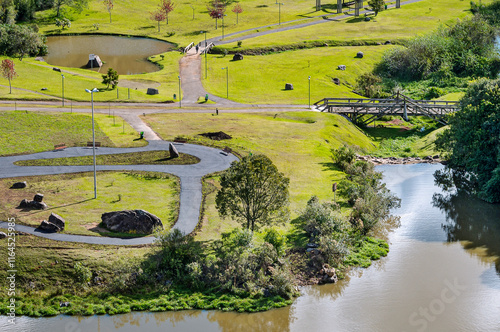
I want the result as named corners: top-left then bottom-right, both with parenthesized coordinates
top-left (314, 92), bottom-right (459, 126)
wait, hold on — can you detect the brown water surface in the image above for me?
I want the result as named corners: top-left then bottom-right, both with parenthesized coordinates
top-left (44, 35), bottom-right (174, 75)
top-left (3, 164), bottom-right (500, 331)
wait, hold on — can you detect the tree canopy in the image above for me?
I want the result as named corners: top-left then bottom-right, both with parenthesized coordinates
top-left (0, 24), bottom-right (46, 59)
top-left (101, 67), bottom-right (119, 89)
top-left (215, 154), bottom-right (289, 231)
top-left (435, 78), bottom-right (500, 203)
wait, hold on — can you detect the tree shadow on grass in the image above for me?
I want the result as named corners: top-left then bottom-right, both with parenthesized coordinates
top-left (17, 198), bottom-right (95, 215)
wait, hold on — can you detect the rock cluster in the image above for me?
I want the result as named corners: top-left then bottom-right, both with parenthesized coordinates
top-left (101, 209), bottom-right (163, 234)
top-left (19, 193), bottom-right (47, 210)
top-left (318, 264), bottom-right (338, 284)
top-left (38, 213), bottom-right (66, 232)
top-left (357, 155), bottom-right (443, 165)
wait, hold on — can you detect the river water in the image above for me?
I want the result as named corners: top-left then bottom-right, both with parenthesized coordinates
top-left (2, 163), bottom-right (500, 331)
top-left (44, 35), bottom-right (174, 75)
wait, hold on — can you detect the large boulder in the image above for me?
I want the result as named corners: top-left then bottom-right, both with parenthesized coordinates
top-left (48, 213), bottom-right (65, 231)
top-left (10, 181), bottom-right (27, 189)
top-left (19, 199), bottom-right (47, 210)
top-left (147, 88), bottom-right (159, 95)
top-left (233, 53), bottom-right (243, 61)
top-left (0, 232), bottom-right (7, 239)
top-left (169, 142), bottom-right (179, 158)
top-left (33, 193), bottom-right (44, 202)
top-left (101, 210), bottom-right (163, 234)
top-left (39, 220), bottom-right (61, 232)
top-left (285, 83), bottom-right (294, 90)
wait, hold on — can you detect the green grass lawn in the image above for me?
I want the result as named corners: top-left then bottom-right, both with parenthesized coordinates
top-left (15, 150), bottom-right (200, 166)
top-left (224, 0), bottom-right (484, 49)
top-left (203, 45), bottom-right (393, 103)
top-left (1, 171), bottom-right (179, 236)
top-left (0, 111), bottom-right (145, 156)
top-left (143, 111), bottom-right (376, 236)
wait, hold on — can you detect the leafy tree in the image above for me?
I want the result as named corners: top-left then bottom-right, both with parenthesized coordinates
top-left (0, 0), bottom-right (16, 24)
top-left (14, 0), bottom-right (36, 22)
top-left (216, 154), bottom-right (290, 231)
top-left (52, 0), bottom-right (88, 18)
top-left (0, 24), bottom-right (47, 59)
top-left (159, 0), bottom-right (174, 25)
top-left (101, 67), bottom-right (118, 89)
top-left (435, 78), bottom-right (500, 203)
top-left (232, 3), bottom-right (242, 24)
top-left (1, 59), bottom-right (17, 93)
top-left (103, 0), bottom-right (113, 23)
top-left (368, 0), bottom-right (384, 16)
top-left (207, 0), bottom-right (225, 29)
top-left (55, 17), bottom-right (70, 29)
top-left (150, 9), bottom-right (165, 32)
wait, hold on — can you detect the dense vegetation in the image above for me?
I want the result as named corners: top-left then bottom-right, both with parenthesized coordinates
top-left (0, 24), bottom-right (46, 59)
top-left (435, 78), bottom-right (500, 203)
top-left (357, 16), bottom-right (500, 99)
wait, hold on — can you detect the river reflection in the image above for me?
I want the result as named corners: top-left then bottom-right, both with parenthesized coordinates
top-left (2, 164), bottom-right (500, 332)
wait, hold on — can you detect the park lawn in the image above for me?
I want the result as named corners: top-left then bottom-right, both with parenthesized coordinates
top-left (0, 171), bottom-right (179, 236)
top-left (0, 111), bottom-right (144, 156)
top-left (0, 85), bottom-right (58, 101)
top-left (0, 53), bottom-right (182, 103)
top-left (203, 45), bottom-right (393, 103)
top-left (144, 111), bottom-right (376, 232)
top-left (223, 0), bottom-right (484, 50)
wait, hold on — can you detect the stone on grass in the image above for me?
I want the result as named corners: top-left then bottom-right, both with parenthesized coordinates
top-left (169, 142), bottom-right (179, 158)
top-left (19, 199), bottom-right (47, 210)
top-left (147, 88), bottom-right (159, 95)
top-left (48, 213), bottom-right (65, 231)
top-left (11, 181), bottom-right (27, 189)
top-left (233, 53), bottom-right (243, 61)
top-left (101, 209), bottom-right (163, 234)
top-left (0, 232), bottom-right (7, 239)
top-left (338, 65), bottom-right (346, 70)
top-left (333, 78), bottom-right (340, 85)
top-left (39, 220), bottom-right (61, 232)
top-left (33, 193), bottom-right (44, 202)
top-left (356, 51), bottom-right (364, 58)
top-left (285, 83), bottom-right (294, 90)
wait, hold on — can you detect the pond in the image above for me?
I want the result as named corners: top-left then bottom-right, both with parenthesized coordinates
top-left (2, 164), bottom-right (500, 331)
top-left (43, 35), bottom-right (175, 75)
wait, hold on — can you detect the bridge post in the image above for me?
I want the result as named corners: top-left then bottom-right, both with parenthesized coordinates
top-left (396, 0), bottom-right (400, 8)
top-left (337, 0), bottom-right (342, 13)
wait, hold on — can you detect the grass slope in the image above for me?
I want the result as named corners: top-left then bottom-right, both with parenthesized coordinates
top-left (1, 171), bottom-right (179, 236)
top-left (0, 111), bottom-right (144, 156)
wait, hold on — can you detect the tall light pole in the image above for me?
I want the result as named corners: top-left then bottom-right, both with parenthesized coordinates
top-left (201, 30), bottom-right (208, 79)
top-left (308, 76), bottom-right (311, 108)
top-left (222, 14), bottom-right (227, 40)
top-left (277, 3), bottom-right (284, 25)
top-left (85, 88), bottom-right (99, 199)
top-left (61, 74), bottom-right (65, 107)
top-left (222, 66), bottom-right (228, 98)
top-left (178, 75), bottom-right (182, 108)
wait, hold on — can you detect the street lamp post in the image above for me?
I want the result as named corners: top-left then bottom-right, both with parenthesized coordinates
top-left (308, 76), bottom-right (311, 108)
top-left (222, 14), bottom-right (227, 40)
top-left (61, 74), bottom-right (65, 107)
top-left (178, 75), bottom-right (182, 108)
top-left (202, 30), bottom-right (208, 79)
top-left (278, 3), bottom-right (284, 25)
top-left (222, 66), bottom-right (228, 98)
top-left (85, 88), bottom-right (99, 199)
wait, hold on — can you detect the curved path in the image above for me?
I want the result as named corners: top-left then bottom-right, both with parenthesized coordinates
top-left (0, 140), bottom-right (238, 245)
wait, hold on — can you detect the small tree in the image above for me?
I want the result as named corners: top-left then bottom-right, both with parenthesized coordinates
top-left (368, 0), bottom-right (384, 16)
top-left (159, 0), bottom-right (175, 25)
top-left (103, 0), bottom-right (113, 23)
top-left (55, 18), bottom-right (71, 29)
top-left (101, 67), bottom-right (119, 89)
top-left (150, 10), bottom-right (166, 32)
top-left (1, 59), bottom-right (17, 94)
top-left (215, 154), bottom-right (290, 231)
top-left (232, 3), bottom-right (243, 24)
top-left (207, 0), bottom-right (226, 29)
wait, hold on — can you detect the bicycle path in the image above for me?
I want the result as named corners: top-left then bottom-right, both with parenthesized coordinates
top-left (0, 140), bottom-right (238, 245)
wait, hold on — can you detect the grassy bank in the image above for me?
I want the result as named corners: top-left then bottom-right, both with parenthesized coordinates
top-left (0, 171), bottom-right (180, 236)
top-left (0, 111), bottom-right (145, 156)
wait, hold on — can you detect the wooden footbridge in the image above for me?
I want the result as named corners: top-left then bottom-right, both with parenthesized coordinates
top-left (314, 92), bottom-right (459, 126)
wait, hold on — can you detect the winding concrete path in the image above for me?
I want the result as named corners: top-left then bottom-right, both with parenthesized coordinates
top-left (0, 140), bottom-right (238, 245)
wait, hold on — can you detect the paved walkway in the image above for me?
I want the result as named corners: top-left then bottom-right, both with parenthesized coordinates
top-left (0, 140), bottom-right (238, 245)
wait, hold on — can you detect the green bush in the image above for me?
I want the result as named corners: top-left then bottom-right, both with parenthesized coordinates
top-left (73, 262), bottom-right (92, 284)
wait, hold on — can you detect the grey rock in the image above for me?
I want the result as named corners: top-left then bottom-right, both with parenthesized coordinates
top-left (169, 142), bottom-right (179, 158)
top-left (356, 51), bottom-right (364, 58)
top-left (306, 243), bottom-right (319, 249)
top-left (384, 40), bottom-right (392, 45)
top-left (338, 65), bottom-right (346, 70)
top-left (232, 53), bottom-right (243, 61)
top-left (433, 155), bottom-right (440, 159)
top-left (19, 199), bottom-right (47, 210)
top-left (364, 16), bottom-right (371, 21)
top-left (101, 209), bottom-right (163, 234)
top-left (48, 213), bottom-right (65, 230)
top-left (333, 77), bottom-right (340, 85)
top-left (39, 220), bottom-right (61, 232)
top-left (0, 232), bottom-right (7, 239)
top-left (33, 193), bottom-right (44, 202)
top-left (424, 156), bottom-right (433, 161)
top-left (285, 83), bottom-right (294, 90)
top-left (147, 88), bottom-right (159, 95)
top-left (59, 302), bottom-right (71, 307)
top-left (11, 181), bottom-right (27, 189)
top-left (41, 87), bottom-right (47, 91)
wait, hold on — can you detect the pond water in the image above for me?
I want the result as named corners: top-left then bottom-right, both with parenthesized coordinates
top-left (43, 35), bottom-right (174, 75)
top-left (2, 163), bottom-right (500, 331)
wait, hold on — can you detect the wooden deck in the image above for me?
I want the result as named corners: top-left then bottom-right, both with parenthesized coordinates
top-left (314, 92), bottom-right (459, 125)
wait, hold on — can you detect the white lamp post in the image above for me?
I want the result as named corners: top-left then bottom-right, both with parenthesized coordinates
top-left (85, 88), bottom-right (99, 199)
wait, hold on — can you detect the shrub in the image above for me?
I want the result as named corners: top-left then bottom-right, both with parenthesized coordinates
top-left (263, 228), bottom-right (287, 256)
top-left (74, 262), bottom-right (92, 284)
